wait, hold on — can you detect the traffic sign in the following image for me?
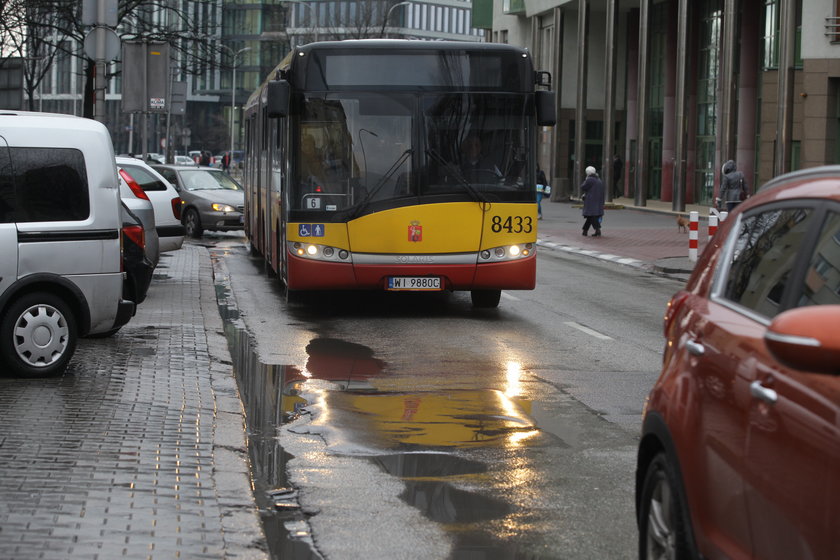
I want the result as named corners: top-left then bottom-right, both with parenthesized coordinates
top-left (82, 0), bottom-right (118, 26)
top-left (83, 27), bottom-right (120, 61)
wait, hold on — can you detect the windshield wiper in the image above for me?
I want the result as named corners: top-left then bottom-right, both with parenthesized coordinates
top-left (349, 149), bottom-right (412, 219)
top-left (425, 149), bottom-right (488, 204)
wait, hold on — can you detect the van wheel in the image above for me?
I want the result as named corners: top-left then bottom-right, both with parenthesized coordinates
top-left (470, 289), bottom-right (501, 308)
top-left (638, 452), bottom-right (692, 560)
top-left (0, 292), bottom-right (78, 377)
top-left (184, 209), bottom-right (203, 238)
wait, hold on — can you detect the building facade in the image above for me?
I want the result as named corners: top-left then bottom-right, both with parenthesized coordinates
top-left (487, 0), bottom-right (839, 210)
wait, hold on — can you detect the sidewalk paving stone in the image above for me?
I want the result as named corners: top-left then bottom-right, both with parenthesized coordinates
top-left (0, 244), bottom-right (266, 560)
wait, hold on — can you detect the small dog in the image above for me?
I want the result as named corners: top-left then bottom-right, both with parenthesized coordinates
top-left (676, 215), bottom-right (690, 233)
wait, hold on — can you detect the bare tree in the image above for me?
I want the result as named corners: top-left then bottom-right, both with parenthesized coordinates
top-left (292, 0), bottom-right (400, 44)
top-left (0, 0), bottom-right (69, 110)
top-left (2, 0), bottom-right (223, 117)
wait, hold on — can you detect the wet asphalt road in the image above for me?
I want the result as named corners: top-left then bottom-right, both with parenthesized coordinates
top-left (210, 233), bottom-right (682, 559)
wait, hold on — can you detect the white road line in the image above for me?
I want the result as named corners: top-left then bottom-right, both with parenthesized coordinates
top-left (501, 291), bottom-right (519, 301)
top-left (564, 321), bottom-right (614, 340)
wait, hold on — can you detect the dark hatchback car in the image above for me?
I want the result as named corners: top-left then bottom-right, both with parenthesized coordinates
top-left (88, 202), bottom-right (155, 339)
top-left (636, 166), bottom-right (840, 560)
top-left (120, 202), bottom-right (155, 306)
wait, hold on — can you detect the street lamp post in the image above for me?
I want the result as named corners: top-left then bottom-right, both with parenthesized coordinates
top-left (380, 1), bottom-right (411, 38)
top-left (221, 45), bottom-right (251, 166)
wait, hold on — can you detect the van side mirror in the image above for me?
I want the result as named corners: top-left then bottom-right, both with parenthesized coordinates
top-left (266, 80), bottom-right (290, 118)
top-left (535, 91), bottom-right (556, 126)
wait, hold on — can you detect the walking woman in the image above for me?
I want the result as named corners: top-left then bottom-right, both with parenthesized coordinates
top-left (581, 166), bottom-right (605, 236)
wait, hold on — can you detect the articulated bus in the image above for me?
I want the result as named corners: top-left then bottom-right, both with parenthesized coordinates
top-left (242, 40), bottom-right (555, 308)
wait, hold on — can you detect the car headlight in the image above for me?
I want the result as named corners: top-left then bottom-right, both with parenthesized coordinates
top-left (288, 242), bottom-right (351, 262)
top-left (478, 243), bottom-right (533, 262)
top-left (212, 203), bottom-right (236, 212)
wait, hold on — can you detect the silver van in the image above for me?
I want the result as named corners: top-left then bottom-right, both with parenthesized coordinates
top-left (0, 112), bottom-right (134, 377)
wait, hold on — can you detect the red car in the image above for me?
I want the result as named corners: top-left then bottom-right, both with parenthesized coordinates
top-left (636, 167), bottom-right (840, 560)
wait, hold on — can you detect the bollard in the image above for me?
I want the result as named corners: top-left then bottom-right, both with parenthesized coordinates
top-left (689, 211), bottom-right (699, 262)
top-left (708, 214), bottom-right (718, 240)
top-left (708, 207), bottom-right (729, 240)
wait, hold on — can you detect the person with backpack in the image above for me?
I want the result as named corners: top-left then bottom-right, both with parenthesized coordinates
top-left (718, 159), bottom-right (748, 213)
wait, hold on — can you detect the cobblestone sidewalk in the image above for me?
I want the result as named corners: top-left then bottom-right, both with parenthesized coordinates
top-left (0, 244), bottom-right (266, 559)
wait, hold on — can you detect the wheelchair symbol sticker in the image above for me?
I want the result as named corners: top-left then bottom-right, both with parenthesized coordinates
top-left (298, 224), bottom-right (325, 237)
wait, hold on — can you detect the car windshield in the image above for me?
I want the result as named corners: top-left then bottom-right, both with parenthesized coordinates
top-left (179, 170), bottom-right (241, 191)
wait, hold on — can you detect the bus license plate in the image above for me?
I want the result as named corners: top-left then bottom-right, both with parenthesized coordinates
top-left (387, 277), bottom-right (441, 291)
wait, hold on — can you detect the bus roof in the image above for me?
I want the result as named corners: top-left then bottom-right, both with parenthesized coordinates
top-left (246, 40), bottom-right (538, 112)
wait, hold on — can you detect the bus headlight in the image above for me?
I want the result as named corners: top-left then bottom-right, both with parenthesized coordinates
top-left (478, 243), bottom-right (533, 262)
top-left (289, 242), bottom-right (352, 262)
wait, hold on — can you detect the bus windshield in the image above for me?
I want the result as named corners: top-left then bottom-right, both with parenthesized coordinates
top-left (291, 92), bottom-right (532, 216)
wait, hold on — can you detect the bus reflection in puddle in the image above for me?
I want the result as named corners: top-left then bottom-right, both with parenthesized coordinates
top-left (286, 337), bottom-right (540, 450)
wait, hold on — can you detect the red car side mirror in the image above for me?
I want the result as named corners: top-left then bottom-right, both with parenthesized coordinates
top-left (765, 305), bottom-right (840, 374)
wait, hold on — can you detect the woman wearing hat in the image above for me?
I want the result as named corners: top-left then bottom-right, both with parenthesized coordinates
top-left (580, 166), bottom-right (605, 237)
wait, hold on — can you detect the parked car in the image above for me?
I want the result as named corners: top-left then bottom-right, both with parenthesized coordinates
top-left (636, 166), bottom-right (840, 560)
top-left (116, 156), bottom-right (185, 253)
top-left (174, 155), bottom-right (197, 166)
top-left (0, 111), bottom-right (134, 377)
top-left (150, 164), bottom-right (244, 238)
top-left (117, 167), bottom-right (159, 268)
top-left (119, 202), bottom-right (155, 306)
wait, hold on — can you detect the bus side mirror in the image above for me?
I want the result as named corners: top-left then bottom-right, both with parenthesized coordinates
top-left (266, 80), bottom-right (290, 118)
top-left (535, 91), bottom-right (556, 126)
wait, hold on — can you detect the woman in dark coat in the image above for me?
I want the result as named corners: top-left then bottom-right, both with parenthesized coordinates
top-left (718, 159), bottom-right (747, 213)
top-left (581, 165), bottom-right (605, 237)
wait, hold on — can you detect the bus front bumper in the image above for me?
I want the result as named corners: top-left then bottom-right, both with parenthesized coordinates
top-left (286, 253), bottom-right (535, 291)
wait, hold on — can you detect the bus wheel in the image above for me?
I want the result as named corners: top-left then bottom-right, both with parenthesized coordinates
top-left (470, 289), bottom-right (501, 308)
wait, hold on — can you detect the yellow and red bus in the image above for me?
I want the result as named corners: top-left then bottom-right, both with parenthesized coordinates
top-left (242, 40), bottom-right (555, 307)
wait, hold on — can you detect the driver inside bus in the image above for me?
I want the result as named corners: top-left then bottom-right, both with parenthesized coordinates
top-left (458, 134), bottom-right (502, 183)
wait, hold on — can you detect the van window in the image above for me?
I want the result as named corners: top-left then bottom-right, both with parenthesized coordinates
top-left (0, 143), bottom-right (13, 223)
top-left (9, 147), bottom-right (90, 222)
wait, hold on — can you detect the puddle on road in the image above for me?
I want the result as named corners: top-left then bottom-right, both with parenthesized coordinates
top-left (213, 252), bottom-right (545, 559)
top-left (371, 453), bottom-right (510, 524)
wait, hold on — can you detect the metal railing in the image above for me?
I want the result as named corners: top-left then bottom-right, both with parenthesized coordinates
top-left (825, 17), bottom-right (840, 42)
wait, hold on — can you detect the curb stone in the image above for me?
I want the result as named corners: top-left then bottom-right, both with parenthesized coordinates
top-left (199, 247), bottom-right (269, 559)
